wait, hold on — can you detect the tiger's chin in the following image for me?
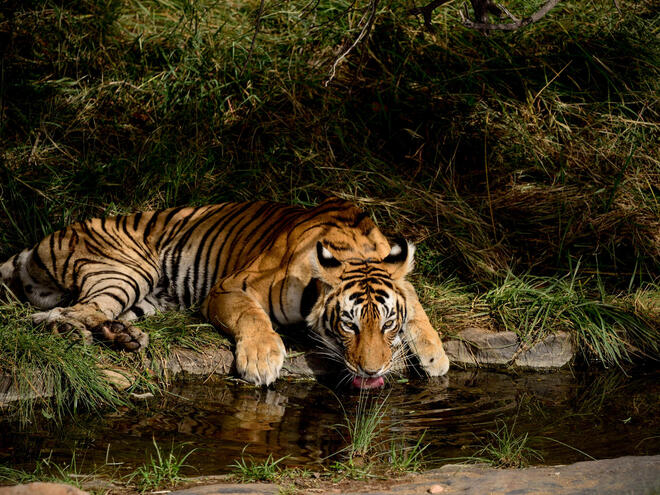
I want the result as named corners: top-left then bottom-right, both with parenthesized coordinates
top-left (351, 376), bottom-right (385, 389)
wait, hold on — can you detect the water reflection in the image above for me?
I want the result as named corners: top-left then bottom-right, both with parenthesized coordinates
top-left (0, 368), bottom-right (658, 475)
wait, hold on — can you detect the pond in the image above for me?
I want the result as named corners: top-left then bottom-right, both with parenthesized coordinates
top-left (1, 368), bottom-right (659, 477)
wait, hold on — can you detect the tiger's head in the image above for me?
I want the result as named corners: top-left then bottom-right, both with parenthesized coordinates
top-left (306, 237), bottom-right (415, 389)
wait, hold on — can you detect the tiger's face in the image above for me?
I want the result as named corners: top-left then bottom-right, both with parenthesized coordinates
top-left (306, 239), bottom-right (414, 388)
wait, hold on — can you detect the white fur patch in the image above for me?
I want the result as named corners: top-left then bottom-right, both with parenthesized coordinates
top-left (320, 245), bottom-right (334, 260)
top-left (389, 244), bottom-right (402, 256)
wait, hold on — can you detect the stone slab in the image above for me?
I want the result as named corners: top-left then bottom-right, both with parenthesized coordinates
top-left (444, 327), bottom-right (574, 369)
top-left (347, 455), bottom-right (660, 495)
top-left (171, 483), bottom-right (279, 495)
top-left (166, 456), bottom-right (660, 495)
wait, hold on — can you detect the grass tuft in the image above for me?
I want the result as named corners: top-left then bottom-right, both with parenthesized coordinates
top-left (484, 271), bottom-right (660, 367)
top-left (339, 393), bottom-right (389, 460)
top-left (0, 297), bottom-right (126, 425)
top-left (0, 451), bottom-right (88, 487)
top-left (385, 432), bottom-right (429, 473)
top-left (470, 420), bottom-right (543, 469)
top-left (332, 392), bottom-right (430, 477)
top-left (230, 451), bottom-right (288, 482)
top-left (127, 438), bottom-right (194, 492)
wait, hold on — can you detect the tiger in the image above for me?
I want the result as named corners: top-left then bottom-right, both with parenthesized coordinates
top-left (0, 198), bottom-right (449, 388)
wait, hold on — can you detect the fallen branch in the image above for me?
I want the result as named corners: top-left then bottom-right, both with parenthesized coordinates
top-left (408, 0), bottom-right (452, 32)
top-left (409, 0), bottom-right (563, 33)
top-left (459, 0), bottom-right (562, 31)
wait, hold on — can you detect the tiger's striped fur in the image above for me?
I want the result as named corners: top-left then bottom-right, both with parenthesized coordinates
top-left (1, 198), bottom-right (449, 385)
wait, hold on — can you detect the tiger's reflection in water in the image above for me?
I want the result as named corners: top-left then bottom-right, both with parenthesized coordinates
top-left (99, 380), bottom-right (341, 470)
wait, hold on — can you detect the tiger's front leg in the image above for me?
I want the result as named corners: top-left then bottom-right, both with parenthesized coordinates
top-left (202, 285), bottom-right (286, 386)
top-left (401, 282), bottom-right (450, 376)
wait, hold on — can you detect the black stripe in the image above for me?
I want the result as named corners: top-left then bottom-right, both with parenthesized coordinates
top-left (268, 282), bottom-right (282, 326)
top-left (143, 210), bottom-right (163, 243)
top-left (155, 206), bottom-right (193, 251)
top-left (195, 204), bottom-right (250, 303)
top-left (218, 202), bottom-right (272, 279)
top-left (169, 205), bottom-right (229, 292)
top-left (133, 212), bottom-right (143, 231)
top-left (227, 203), bottom-right (281, 272)
top-left (32, 246), bottom-right (65, 291)
top-left (351, 211), bottom-right (369, 227)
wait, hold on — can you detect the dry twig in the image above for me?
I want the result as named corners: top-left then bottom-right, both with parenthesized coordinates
top-left (240, 0), bottom-right (266, 77)
top-left (325, 0), bottom-right (380, 86)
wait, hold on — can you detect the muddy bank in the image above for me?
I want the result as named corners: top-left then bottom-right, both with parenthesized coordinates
top-left (0, 327), bottom-right (575, 404)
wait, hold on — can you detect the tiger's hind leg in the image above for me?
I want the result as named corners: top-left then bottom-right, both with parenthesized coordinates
top-left (32, 303), bottom-right (149, 351)
top-left (30, 260), bottom-right (160, 352)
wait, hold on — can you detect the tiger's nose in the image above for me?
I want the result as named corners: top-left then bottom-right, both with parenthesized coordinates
top-left (359, 365), bottom-right (381, 376)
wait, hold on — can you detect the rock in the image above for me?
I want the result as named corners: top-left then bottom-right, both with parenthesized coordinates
top-left (0, 483), bottom-right (88, 495)
top-left (1, 327), bottom-right (574, 404)
top-left (98, 368), bottom-right (132, 390)
top-left (514, 332), bottom-right (574, 368)
top-left (170, 483), bottom-right (279, 495)
top-left (427, 484), bottom-right (445, 493)
top-left (159, 347), bottom-right (235, 376)
top-left (345, 455), bottom-right (660, 495)
top-left (444, 327), bottom-right (574, 369)
top-left (0, 372), bottom-right (54, 405)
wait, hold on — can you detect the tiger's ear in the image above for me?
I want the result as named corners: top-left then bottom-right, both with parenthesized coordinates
top-left (383, 237), bottom-right (415, 280)
top-left (311, 241), bottom-right (343, 286)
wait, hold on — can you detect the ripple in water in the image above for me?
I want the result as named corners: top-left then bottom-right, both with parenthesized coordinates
top-left (1, 368), bottom-right (659, 475)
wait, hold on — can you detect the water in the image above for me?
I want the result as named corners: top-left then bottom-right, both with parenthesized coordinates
top-left (1, 368), bottom-right (659, 476)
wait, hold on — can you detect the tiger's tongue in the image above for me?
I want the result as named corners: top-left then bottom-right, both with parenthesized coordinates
top-left (352, 376), bottom-right (385, 389)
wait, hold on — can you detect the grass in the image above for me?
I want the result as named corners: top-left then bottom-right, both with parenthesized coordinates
top-left (483, 271), bottom-right (660, 367)
top-left (469, 420), bottom-right (543, 469)
top-left (230, 452), bottom-right (288, 482)
top-left (0, 297), bottom-right (127, 425)
top-left (385, 432), bottom-right (429, 473)
top-left (0, 451), bottom-right (91, 488)
top-left (337, 392), bottom-right (390, 460)
top-left (0, 296), bottom-right (229, 424)
top-left (127, 438), bottom-right (195, 492)
top-left (332, 391), bottom-right (431, 477)
top-left (115, 309), bottom-right (230, 382)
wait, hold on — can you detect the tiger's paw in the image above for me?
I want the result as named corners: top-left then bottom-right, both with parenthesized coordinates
top-left (32, 307), bottom-right (148, 351)
top-left (33, 308), bottom-right (94, 345)
top-left (92, 320), bottom-right (149, 352)
top-left (412, 335), bottom-right (450, 377)
top-left (234, 332), bottom-right (286, 386)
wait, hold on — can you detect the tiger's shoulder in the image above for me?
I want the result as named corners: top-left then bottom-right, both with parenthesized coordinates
top-left (270, 197), bottom-right (393, 265)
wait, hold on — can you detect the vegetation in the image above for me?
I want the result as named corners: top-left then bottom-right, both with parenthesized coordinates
top-left (483, 271), bottom-right (660, 366)
top-left (0, 452), bottom-right (87, 487)
top-left (0, 298), bottom-right (126, 424)
top-left (337, 392), bottom-right (390, 459)
top-left (230, 452), bottom-right (288, 482)
top-left (332, 391), bottom-right (430, 477)
top-left (127, 438), bottom-right (195, 492)
top-left (0, 0), bottom-right (658, 422)
top-left (0, 297), bottom-right (227, 424)
top-left (469, 420), bottom-right (543, 468)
